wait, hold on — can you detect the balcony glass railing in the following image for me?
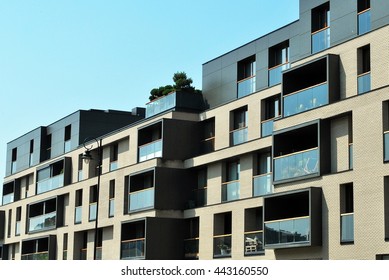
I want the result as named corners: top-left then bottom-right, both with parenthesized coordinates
top-left (269, 63), bottom-right (290, 87)
top-left (96, 247), bottom-right (102, 260)
top-left (11, 161), bottom-right (17, 174)
top-left (341, 213), bottom-right (354, 243)
top-left (146, 91), bottom-right (176, 118)
top-left (221, 181), bottom-right (240, 202)
top-left (358, 10), bottom-right (371, 35)
top-left (78, 170), bottom-right (83, 181)
top-left (75, 206), bottom-right (82, 224)
top-left (265, 216), bottom-right (310, 246)
top-left (29, 153), bottom-right (34, 167)
top-left (109, 199), bottom-right (115, 217)
top-left (358, 72), bottom-right (371, 94)
top-left (274, 147), bottom-right (319, 182)
top-left (2, 193), bottom-right (14, 205)
top-left (283, 82), bottom-right (328, 117)
top-left (129, 188), bottom-right (154, 212)
top-left (244, 231), bottom-right (264, 255)
top-left (184, 238), bottom-right (199, 259)
top-left (194, 188), bottom-right (207, 207)
top-left (213, 234), bottom-right (232, 257)
top-left (80, 249), bottom-right (87, 260)
top-left (21, 252), bottom-right (49, 260)
top-left (110, 161), bottom-right (118, 171)
top-left (312, 27), bottom-right (330, 54)
top-left (253, 173), bottom-right (273, 197)
top-left (64, 140), bottom-right (71, 153)
top-left (384, 132), bottom-right (389, 162)
top-left (89, 203), bottom-right (97, 221)
top-left (121, 238), bottom-right (145, 259)
top-left (28, 211), bottom-right (56, 232)
top-left (230, 127), bottom-right (248, 146)
top-left (37, 173), bottom-right (64, 194)
top-left (15, 221), bottom-right (21, 236)
top-left (139, 139), bottom-right (162, 162)
top-left (238, 76), bottom-right (256, 98)
top-left (261, 119), bottom-right (274, 137)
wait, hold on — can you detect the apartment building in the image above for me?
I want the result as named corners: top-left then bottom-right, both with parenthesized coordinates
top-left (1, 0), bottom-right (389, 260)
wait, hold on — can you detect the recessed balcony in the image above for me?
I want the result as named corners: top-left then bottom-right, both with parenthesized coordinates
top-left (129, 188), bottom-right (154, 212)
top-left (121, 238), bottom-right (145, 260)
top-left (139, 140), bottom-right (162, 162)
top-left (264, 187), bottom-right (322, 249)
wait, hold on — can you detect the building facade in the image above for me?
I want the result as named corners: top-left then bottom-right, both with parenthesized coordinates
top-left (1, 0), bottom-right (389, 260)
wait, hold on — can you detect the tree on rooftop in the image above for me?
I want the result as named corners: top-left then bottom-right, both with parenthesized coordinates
top-left (149, 71), bottom-right (201, 101)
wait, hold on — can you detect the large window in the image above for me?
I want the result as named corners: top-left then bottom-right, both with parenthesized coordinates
top-left (269, 41), bottom-right (290, 86)
top-left (244, 207), bottom-right (264, 255)
top-left (311, 2), bottom-right (330, 54)
top-left (28, 198), bottom-right (57, 233)
top-left (222, 160), bottom-right (240, 202)
top-left (213, 212), bottom-right (232, 258)
top-left (358, 0), bottom-right (371, 35)
top-left (230, 107), bottom-right (248, 146)
top-left (340, 183), bottom-right (354, 243)
top-left (237, 56), bottom-right (256, 98)
top-left (357, 45), bottom-right (371, 94)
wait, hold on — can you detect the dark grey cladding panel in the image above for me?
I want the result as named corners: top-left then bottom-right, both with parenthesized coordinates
top-left (371, 0), bottom-right (389, 28)
top-left (330, 0), bottom-right (357, 45)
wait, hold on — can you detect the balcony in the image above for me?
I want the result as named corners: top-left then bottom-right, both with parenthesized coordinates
top-left (358, 72), bottom-right (371, 94)
top-left (129, 188), bottom-right (154, 212)
top-left (146, 91), bottom-right (176, 118)
top-left (269, 63), bottom-right (290, 87)
top-left (341, 213), bottom-right (354, 243)
top-left (283, 82), bottom-right (328, 117)
top-left (37, 173), bottom-right (64, 194)
top-left (385, 132), bottom-right (389, 162)
top-left (121, 238), bottom-right (145, 259)
top-left (253, 173), bottom-right (272, 197)
top-left (184, 238), bottom-right (199, 259)
top-left (213, 234), bottom-right (232, 257)
top-left (230, 127), bottom-right (248, 146)
top-left (75, 206), bottom-right (82, 224)
top-left (312, 27), bottom-right (330, 54)
top-left (221, 181), bottom-right (240, 202)
top-left (244, 231), bottom-right (264, 255)
top-left (21, 252), bottom-right (49, 260)
top-left (139, 139), bottom-right (162, 162)
top-left (261, 119), bottom-right (274, 137)
top-left (265, 216), bottom-right (310, 246)
top-left (28, 212), bottom-right (56, 232)
top-left (2, 193), bottom-right (14, 205)
top-left (237, 76), bottom-right (256, 98)
top-left (274, 148), bottom-right (319, 182)
top-left (358, 9), bottom-right (371, 35)
top-left (89, 203), bottom-right (97, 221)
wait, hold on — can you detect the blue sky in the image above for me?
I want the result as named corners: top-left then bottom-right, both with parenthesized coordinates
top-left (0, 0), bottom-right (299, 196)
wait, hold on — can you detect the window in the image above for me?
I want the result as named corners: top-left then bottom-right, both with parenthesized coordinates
top-left (222, 160), bottom-right (240, 202)
top-left (213, 212), bottom-right (232, 258)
top-left (89, 185), bottom-right (98, 221)
top-left (109, 180), bottom-right (115, 217)
top-left (261, 95), bottom-right (280, 137)
top-left (96, 229), bottom-right (103, 260)
top-left (75, 189), bottom-right (83, 224)
top-left (29, 140), bottom-right (34, 166)
top-left (311, 2), bottom-right (330, 53)
top-left (110, 143), bottom-right (119, 171)
top-left (200, 118), bottom-right (215, 154)
top-left (78, 154), bottom-right (83, 181)
top-left (64, 125), bottom-right (71, 153)
top-left (193, 168), bottom-right (207, 207)
top-left (138, 122), bottom-right (163, 162)
top-left (7, 209), bottom-right (12, 238)
top-left (358, 0), bottom-right (371, 35)
top-left (15, 207), bottom-right (21, 236)
top-left (340, 183), bottom-right (354, 243)
top-left (128, 171), bottom-right (154, 212)
top-left (244, 207), bottom-right (264, 255)
top-left (121, 220), bottom-right (146, 260)
top-left (269, 41), bottom-right (290, 86)
top-left (63, 233), bottom-right (68, 260)
top-left (36, 160), bottom-right (66, 194)
top-left (237, 56), bottom-right (256, 98)
top-left (230, 107), bottom-right (248, 146)
top-left (11, 148), bottom-right (17, 174)
top-left (358, 45), bottom-right (371, 94)
top-left (45, 134), bottom-right (52, 160)
top-left (184, 217), bottom-right (199, 259)
top-left (253, 152), bottom-right (273, 197)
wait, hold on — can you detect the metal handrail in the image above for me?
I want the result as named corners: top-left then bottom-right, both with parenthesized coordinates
top-left (273, 147), bottom-right (318, 160)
